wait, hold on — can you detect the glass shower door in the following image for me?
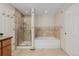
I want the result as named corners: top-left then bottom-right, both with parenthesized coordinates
top-left (15, 9), bottom-right (34, 47)
top-left (23, 16), bottom-right (32, 46)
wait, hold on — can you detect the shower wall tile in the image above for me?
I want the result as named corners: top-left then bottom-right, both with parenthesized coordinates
top-left (35, 27), bottom-right (61, 39)
top-left (15, 9), bottom-right (24, 46)
top-left (24, 16), bottom-right (31, 41)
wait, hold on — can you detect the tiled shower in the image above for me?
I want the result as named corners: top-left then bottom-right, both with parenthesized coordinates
top-left (15, 10), bottom-right (32, 47)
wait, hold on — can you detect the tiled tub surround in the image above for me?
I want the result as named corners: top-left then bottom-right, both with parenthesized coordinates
top-left (35, 27), bottom-right (62, 39)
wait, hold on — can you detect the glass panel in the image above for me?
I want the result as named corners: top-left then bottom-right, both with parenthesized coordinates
top-left (15, 11), bottom-right (32, 46)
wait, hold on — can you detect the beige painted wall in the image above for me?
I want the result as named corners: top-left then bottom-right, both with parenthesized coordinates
top-left (35, 14), bottom-right (55, 27)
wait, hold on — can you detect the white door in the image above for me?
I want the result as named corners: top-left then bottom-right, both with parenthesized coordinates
top-left (60, 4), bottom-right (79, 56)
top-left (64, 8), bottom-right (74, 55)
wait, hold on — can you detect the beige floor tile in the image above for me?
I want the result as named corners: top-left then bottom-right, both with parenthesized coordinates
top-left (12, 48), bottom-right (67, 56)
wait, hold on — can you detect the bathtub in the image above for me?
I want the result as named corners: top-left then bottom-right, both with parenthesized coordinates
top-left (35, 37), bottom-right (60, 48)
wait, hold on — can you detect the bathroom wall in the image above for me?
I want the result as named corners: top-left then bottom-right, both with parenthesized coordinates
top-left (0, 4), bottom-right (15, 36)
top-left (0, 4), bottom-right (15, 50)
top-left (34, 14), bottom-right (60, 39)
top-left (35, 14), bottom-right (54, 37)
top-left (56, 4), bottom-right (79, 56)
top-left (35, 14), bottom-right (55, 27)
top-left (35, 27), bottom-right (61, 39)
top-left (0, 4), bottom-right (25, 50)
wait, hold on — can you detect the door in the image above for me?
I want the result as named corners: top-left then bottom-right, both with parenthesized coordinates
top-left (64, 8), bottom-right (74, 55)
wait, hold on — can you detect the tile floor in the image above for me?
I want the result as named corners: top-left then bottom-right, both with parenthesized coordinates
top-left (12, 48), bottom-right (67, 56)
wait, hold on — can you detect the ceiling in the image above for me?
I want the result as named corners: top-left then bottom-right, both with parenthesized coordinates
top-left (11, 3), bottom-right (72, 16)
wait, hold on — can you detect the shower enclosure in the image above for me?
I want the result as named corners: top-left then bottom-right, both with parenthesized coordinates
top-left (14, 7), bottom-right (60, 49)
top-left (15, 13), bottom-right (32, 46)
top-left (15, 8), bottom-right (35, 48)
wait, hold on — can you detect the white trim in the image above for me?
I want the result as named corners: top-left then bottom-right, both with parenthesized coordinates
top-left (16, 46), bottom-right (32, 49)
top-left (31, 8), bottom-right (35, 49)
